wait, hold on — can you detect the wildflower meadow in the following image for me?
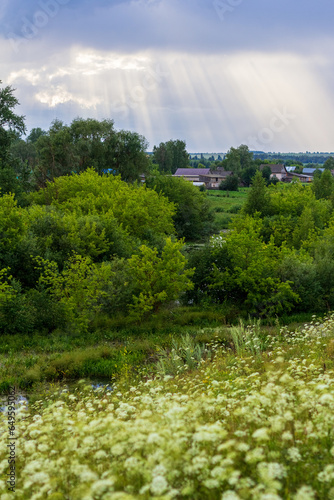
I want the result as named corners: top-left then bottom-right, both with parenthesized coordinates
top-left (1, 316), bottom-right (334, 499)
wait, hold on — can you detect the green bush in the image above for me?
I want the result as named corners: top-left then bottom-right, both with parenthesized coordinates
top-left (146, 174), bottom-right (215, 241)
top-left (228, 204), bottom-right (242, 214)
top-left (219, 174), bottom-right (239, 191)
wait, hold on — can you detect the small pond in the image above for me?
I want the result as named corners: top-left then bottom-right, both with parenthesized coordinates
top-left (0, 380), bottom-right (114, 412)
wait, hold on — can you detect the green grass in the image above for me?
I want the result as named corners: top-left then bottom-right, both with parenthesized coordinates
top-left (207, 188), bottom-right (249, 230)
top-left (0, 306), bottom-right (324, 393)
top-left (0, 307), bottom-right (233, 392)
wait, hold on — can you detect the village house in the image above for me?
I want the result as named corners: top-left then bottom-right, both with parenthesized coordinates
top-left (259, 164), bottom-right (288, 181)
top-left (284, 172), bottom-right (313, 183)
top-left (173, 168), bottom-right (211, 185)
top-left (173, 167), bottom-right (233, 189)
top-left (198, 169), bottom-right (233, 189)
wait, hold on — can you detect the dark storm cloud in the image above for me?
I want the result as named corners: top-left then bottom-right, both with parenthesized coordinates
top-left (1, 0), bottom-right (334, 152)
top-left (1, 0), bottom-right (334, 58)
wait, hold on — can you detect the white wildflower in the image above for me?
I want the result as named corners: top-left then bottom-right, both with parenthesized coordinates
top-left (221, 490), bottom-right (241, 500)
top-left (281, 431), bottom-right (293, 441)
top-left (24, 441), bottom-right (36, 454)
top-left (151, 475), bottom-right (168, 495)
top-left (147, 433), bottom-right (163, 445)
top-left (94, 450), bottom-right (108, 460)
top-left (37, 443), bottom-right (48, 453)
top-left (259, 494), bottom-right (282, 500)
top-left (319, 393), bottom-right (334, 404)
top-left (204, 478), bottom-right (220, 488)
top-left (293, 486), bottom-right (316, 500)
top-left (90, 479), bottom-right (114, 496)
top-left (287, 447), bottom-right (301, 462)
top-left (318, 465), bottom-right (334, 483)
top-left (252, 428), bottom-right (270, 441)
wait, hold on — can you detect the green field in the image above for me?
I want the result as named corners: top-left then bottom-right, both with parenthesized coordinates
top-left (207, 188), bottom-right (250, 230)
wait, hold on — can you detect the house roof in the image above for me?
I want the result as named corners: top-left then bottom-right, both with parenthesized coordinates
top-left (199, 170), bottom-right (233, 179)
top-left (303, 168), bottom-right (324, 174)
top-left (173, 168), bottom-right (210, 176)
top-left (286, 172), bottom-right (311, 179)
top-left (260, 164), bottom-right (286, 174)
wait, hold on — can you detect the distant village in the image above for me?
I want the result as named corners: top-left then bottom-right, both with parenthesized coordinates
top-left (147, 150), bottom-right (334, 189)
top-left (172, 164), bottom-right (330, 190)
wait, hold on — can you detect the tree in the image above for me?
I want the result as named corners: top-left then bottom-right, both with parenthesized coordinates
top-left (108, 130), bottom-right (150, 183)
top-left (70, 118), bottom-right (115, 174)
top-left (312, 169), bottom-right (334, 200)
top-left (243, 171), bottom-right (271, 216)
top-left (313, 168), bottom-right (322, 180)
top-left (153, 140), bottom-right (189, 174)
top-left (29, 168), bottom-right (176, 243)
top-left (241, 166), bottom-right (258, 187)
top-left (285, 160), bottom-right (303, 167)
top-left (323, 157), bottom-right (334, 170)
top-left (32, 118), bottom-right (149, 187)
top-left (0, 81), bottom-right (27, 198)
top-left (145, 174), bottom-right (215, 241)
top-left (223, 145), bottom-right (254, 175)
top-left (0, 81), bottom-right (26, 163)
top-left (294, 165), bottom-right (303, 174)
top-left (208, 217), bottom-right (299, 316)
top-left (219, 174), bottom-right (239, 191)
top-left (127, 238), bottom-right (194, 320)
top-left (261, 165), bottom-right (272, 184)
top-left (33, 120), bottom-right (75, 186)
top-left (27, 127), bottom-right (46, 143)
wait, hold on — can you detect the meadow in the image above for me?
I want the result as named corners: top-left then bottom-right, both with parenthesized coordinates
top-left (1, 316), bottom-right (334, 499)
top-left (206, 189), bottom-right (249, 230)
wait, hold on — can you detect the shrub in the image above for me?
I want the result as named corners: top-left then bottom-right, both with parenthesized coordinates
top-left (219, 174), bottom-right (239, 191)
top-left (228, 204), bottom-right (242, 214)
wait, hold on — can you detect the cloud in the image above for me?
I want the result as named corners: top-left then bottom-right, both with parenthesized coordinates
top-left (2, 0), bottom-right (333, 59)
top-left (3, 44), bottom-right (334, 152)
top-left (0, 0), bottom-right (334, 152)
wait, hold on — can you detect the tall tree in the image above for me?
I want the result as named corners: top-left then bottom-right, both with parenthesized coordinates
top-left (33, 120), bottom-right (75, 187)
top-left (323, 157), bottom-right (334, 170)
top-left (32, 118), bottom-right (149, 187)
top-left (0, 80), bottom-right (26, 163)
top-left (243, 170), bottom-right (272, 216)
top-left (0, 81), bottom-right (27, 198)
top-left (312, 168), bottom-right (334, 200)
top-left (107, 130), bottom-right (150, 183)
top-left (223, 145), bottom-right (254, 175)
top-left (241, 165), bottom-right (258, 187)
top-left (153, 139), bottom-right (189, 174)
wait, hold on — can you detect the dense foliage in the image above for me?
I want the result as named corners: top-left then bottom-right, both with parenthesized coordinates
top-left (10, 118), bottom-right (150, 189)
top-left (186, 170), bottom-right (334, 316)
top-left (2, 81), bottom-right (334, 333)
top-left (145, 174), bottom-right (215, 241)
top-left (0, 169), bottom-right (195, 334)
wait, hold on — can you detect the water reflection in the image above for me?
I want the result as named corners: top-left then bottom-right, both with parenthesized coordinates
top-left (0, 394), bottom-right (29, 412)
top-left (0, 380), bottom-right (113, 412)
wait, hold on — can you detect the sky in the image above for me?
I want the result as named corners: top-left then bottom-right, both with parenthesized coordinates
top-left (1, 0), bottom-right (334, 153)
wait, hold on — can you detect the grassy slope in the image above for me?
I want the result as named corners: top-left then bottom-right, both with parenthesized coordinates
top-left (0, 309), bottom-right (318, 393)
top-left (0, 308), bottom-right (229, 392)
top-left (1, 317), bottom-right (334, 498)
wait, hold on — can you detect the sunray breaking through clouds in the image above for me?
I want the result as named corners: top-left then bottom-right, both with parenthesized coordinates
top-left (1, 0), bottom-right (334, 151)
